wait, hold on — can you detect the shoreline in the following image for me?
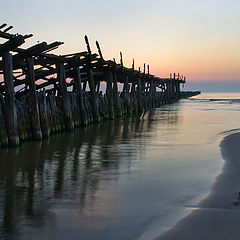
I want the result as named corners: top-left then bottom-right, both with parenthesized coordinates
top-left (154, 131), bottom-right (240, 240)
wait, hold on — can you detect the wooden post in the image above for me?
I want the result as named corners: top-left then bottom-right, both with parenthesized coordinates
top-left (57, 63), bottom-right (74, 131)
top-left (123, 75), bottom-right (130, 93)
top-left (130, 78), bottom-right (136, 114)
top-left (16, 100), bottom-right (27, 142)
top-left (38, 90), bottom-right (50, 138)
top-left (84, 36), bottom-right (100, 122)
top-left (142, 63), bottom-right (146, 108)
top-left (147, 64), bottom-right (154, 107)
top-left (0, 94), bottom-right (8, 147)
top-left (152, 78), bottom-right (157, 106)
top-left (176, 78), bottom-right (180, 99)
top-left (106, 70), bottom-right (114, 119)
top-left (87, 68), bottom-right (100, 122)
top-left (173, 73), bottom-right (176, 95)
top-left (26, 57), bottom-right (42, 140)
top-left (84, 35), bottom-right (91, 54)
top-left (112, 72), bottom-right (121, 117)
top-left (149, 78), bottom-right (155, 107)
top-left (48, 93), bottom-right (60, 133)
top-left (73, 64), bottom-right (88, 126)
top-left (166, 79), bottom-right (170, 103)
top-left (122, 76), bottom-right (131, 115)
top-left (2, 51), bottom-right (19, 146)
top-left (137, 77), bottom-right (144, 113)
top-left (168, 79), bottom-right (173, 102)
top-left (96, 41), bottom-right (103, 59)
top-left (120, 52), bottom-right (123, 67)
top-left (96, 80), bottom-right (100, 93)
top-left (83, 80), bottom-right (87, 91)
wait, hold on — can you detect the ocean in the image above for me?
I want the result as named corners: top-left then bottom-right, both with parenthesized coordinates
top-left (0, 92), bottom-right (240, 240)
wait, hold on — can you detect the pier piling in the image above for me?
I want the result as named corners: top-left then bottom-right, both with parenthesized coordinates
top-left (0, 23), bottom-right (200, 148)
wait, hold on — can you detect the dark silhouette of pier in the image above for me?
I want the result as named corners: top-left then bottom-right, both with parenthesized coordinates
top-left (0, 23), bottom-right (199, 147)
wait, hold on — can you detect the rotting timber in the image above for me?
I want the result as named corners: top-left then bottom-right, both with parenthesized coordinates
top-left (0, 24), bottom-right (200, 148)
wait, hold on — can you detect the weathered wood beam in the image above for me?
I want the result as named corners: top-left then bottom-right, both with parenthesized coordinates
top-left (0, 23), bottom-right (7, 29)
top-left (0, 36), bottom-right (25, 55)
top-left (0, 41), bottom-right (63, 71)
top-left (13, 42), bottom-right (48, 61)
top-left (3, 26), bottom-right (13, 33)
top-left (60, 51), bottom-right (88, 58)
top-left (0, 29), bottom-right (32, 40)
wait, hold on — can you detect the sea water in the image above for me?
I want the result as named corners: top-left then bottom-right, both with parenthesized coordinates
top-left (0, 93), bottom-right (240, 240)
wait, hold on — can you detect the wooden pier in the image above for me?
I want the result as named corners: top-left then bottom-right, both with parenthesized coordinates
top-left (0, 23), bottom-right (199, 148)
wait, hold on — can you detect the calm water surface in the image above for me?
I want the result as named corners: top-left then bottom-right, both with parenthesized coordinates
top-left (1, 93), bottom-right (240, 240)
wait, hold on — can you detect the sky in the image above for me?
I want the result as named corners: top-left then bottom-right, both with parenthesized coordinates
top-left (2, 0), bottom-right (240, 91)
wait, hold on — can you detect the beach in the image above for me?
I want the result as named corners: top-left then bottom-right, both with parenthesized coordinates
top-left (155, 131), bottom-right (240, 240)
top-left (2, 1), bottom-right (240, 238)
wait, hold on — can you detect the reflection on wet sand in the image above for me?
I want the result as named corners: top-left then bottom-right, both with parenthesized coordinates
top-left (0, 106), bottom-right (179, 239)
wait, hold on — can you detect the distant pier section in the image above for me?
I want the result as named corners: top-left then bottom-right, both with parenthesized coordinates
top-left (0, 23), bottom-right (200, 147)
top-left (180, 91), bottom-right (201, 98)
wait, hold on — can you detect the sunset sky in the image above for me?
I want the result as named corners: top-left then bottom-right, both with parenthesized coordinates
top-left (2, 0), bottom-right (240, 90)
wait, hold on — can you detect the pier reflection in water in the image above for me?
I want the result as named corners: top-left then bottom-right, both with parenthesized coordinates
top-left (0, 104), bottom-right (182, 240)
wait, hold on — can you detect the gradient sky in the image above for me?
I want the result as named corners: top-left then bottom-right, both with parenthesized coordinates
top-left (2, 0), bottom-right (240, 89)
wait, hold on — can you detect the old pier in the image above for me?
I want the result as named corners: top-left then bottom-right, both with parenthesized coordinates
top-left (0, 24), bottom-right (199, 148)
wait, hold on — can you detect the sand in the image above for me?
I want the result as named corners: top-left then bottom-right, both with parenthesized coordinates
top-left (154, 132), bottom-right (240, 240)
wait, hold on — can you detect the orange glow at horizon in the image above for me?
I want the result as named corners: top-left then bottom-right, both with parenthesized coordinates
top-left (3, 0), bottom-right (240, 83)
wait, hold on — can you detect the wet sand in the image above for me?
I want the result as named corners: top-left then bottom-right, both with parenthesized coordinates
top-left (155, 132), bottom-right (240, 240)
